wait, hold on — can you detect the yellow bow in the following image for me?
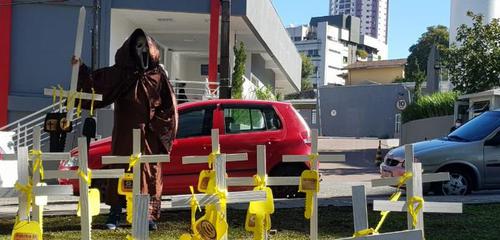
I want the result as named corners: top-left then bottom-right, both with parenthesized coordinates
top-left (207, 149), bottom-right (220, 170)
top-left (78, 168), bottom-right (92, 186)
top-left (353, 228), bottom-right (378, 237)
top-left (30, 150), bottom-right (44, 180)
top-left (408, 196), bottom-right (424, 228)
top-left (253, 175), bottom-right (267, 189)
top-left (15, 180), bottom-right (33, 213)
top-left (128, 153), bottom-right (142, 172)
top-left (126, 234), bottom-right (135, 240)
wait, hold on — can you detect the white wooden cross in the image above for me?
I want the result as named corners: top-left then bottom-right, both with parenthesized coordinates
top-left (281, 129), bottom-right (345, 240)
top-left (0, 147), bottom-right (31, 222)
top-left (43, 137), bottom-right (124, 240)
top-left (170, 129), bottom-right (267, 240)
top-left (371, 144), bottom-right (463, 236)
top-left (43, 6), bottom-right (103, 126)
top-left (29, 126), bottom-right (74, 231)
top-left (226, 144), bottom-right (300, 240)
top-left (335, 185), bottom-right (424, 240)
top-left (101, 129), bottom-right (170, 240)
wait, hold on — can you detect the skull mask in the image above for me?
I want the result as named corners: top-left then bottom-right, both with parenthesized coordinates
top-left (135, 36), bottom-right (149, 70)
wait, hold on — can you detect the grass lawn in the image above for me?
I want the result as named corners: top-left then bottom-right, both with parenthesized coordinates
top-left (0, 203), bottom-right (499, 239)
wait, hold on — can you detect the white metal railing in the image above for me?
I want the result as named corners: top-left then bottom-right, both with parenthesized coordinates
top-left (171, 79), bottom-right (219, 102)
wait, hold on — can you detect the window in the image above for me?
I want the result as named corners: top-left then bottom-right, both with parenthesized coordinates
top-left (294, 36), bottom-right (302, 41)
top-left (343, 56), bottom-right (348, 64)
top-left (177, 108), bottom-right (213, 138)
top-left (224, 107), bottom-right (281, 134)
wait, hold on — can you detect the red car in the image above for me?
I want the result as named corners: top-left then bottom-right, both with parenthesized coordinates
top-left (59, 99), bottom-right (311, 197)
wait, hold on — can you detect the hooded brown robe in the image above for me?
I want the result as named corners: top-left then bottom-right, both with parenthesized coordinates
top-left (77, 29), bottom-right (178, 220)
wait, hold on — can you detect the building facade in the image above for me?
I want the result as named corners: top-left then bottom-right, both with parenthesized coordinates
top-left (450, 0), bottom-right (500, 45)
top-left (0, 0), bottom-right (301, 125)
top-left (287, 15), bottom-right (388, 86)
top-left (345, 58), bottom-right (406, 85)
top-left (329, 0), bottom-right (389, 44)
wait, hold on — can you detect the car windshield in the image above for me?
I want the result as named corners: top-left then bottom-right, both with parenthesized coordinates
top-left (448, 111), bottom-right (500, 142)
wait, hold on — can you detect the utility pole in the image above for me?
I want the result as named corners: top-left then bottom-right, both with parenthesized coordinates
top-left (91, 0), bottom-right (101, 71)
top-left (219, 0), bottom-right (232, 99)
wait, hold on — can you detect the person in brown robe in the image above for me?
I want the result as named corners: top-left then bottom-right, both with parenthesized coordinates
top-left (74, 28), bottom-right (178, 230)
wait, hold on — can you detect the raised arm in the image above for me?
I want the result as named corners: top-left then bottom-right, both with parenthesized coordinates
top-left (74, 57), bottom-right (128, 109)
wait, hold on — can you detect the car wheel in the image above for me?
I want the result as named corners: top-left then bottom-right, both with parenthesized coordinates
top-left (436, 169), bottom-right (473, 196)
top-left (269, 163), bottom-right (307, 199)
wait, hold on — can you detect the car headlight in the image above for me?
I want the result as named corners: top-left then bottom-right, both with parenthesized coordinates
top-left (64, 156), bottom-right (79, 167)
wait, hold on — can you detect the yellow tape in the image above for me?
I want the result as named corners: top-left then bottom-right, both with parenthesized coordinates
top-left (207, 149), bottom-right (220, 169)
top-left (14, 180), bottom-right (33, 214)
top-left (408, 196), bottom-right (424, 228)
top-left (128, 153), bottom-right (141, 172)
top-left (30, 150), bottom-right (44, 180)
top-left (90, 88), bottom-right (96, 116)
top-left (353, 228), bottom-right (377, 237)
top-left (78, 168), bottom-right (92, 186)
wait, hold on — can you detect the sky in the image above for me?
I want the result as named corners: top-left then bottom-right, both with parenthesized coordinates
top-left (271, 0), bottom-right (451, 59)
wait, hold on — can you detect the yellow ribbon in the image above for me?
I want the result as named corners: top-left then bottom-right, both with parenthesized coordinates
top-left (76, 90), bottom-right (83, 118)
top-left (397, 171), bottom-right (413, 189)
top-left (408, 196), bottom-right (424, 228)
top-left (126, 234), bottom-right (134, 240)
top-left (207, 149), bottom-right (220, 170)
top-left (14, 180), bottom-right (33, 214)
top-left (30, 150), bottom-right (44, 180)
top-left (353, 228), bottom-right (377, 237)
top-left (189, 186), bottom-right (201, 230)
top-left (374, 190), bottom-right (403, 233)
top-left (308, 153), bottom-right (319, 166)
top-left (58, 84), bottom-right (64, 112)
top-left (78, 168), bottom-right (92, 186)
top-left (90, 88), bottom-right (96, 116)
top-left (128, 153), bottom-right (142, 172)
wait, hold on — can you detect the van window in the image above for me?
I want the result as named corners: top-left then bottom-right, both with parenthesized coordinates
top-left (177, 108), bottom-right (213, 139)
top-left (224, 107), bottom-right (281, 134)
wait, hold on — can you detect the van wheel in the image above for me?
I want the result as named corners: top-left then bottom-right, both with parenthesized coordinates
top-left (434, 168), bottom-right (473, 196)
top-left (270, 163), bottom-right (307, 198)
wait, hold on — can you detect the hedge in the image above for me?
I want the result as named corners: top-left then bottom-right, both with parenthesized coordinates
top-left (402, 92), bottom-right (458, 123)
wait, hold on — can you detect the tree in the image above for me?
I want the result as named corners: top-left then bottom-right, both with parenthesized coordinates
top-left (406, 58), bottom-right (426, 100)
top-left (406, 25), bottom-right (449, 78)
top-left (356, 49), bottom-right (368, 59)
top-left (446, 12), bottom-right (500, 94)
top-left (231, 42), bottom-right (247, 99)
top-left (301, 54), bottom-right (314, 91)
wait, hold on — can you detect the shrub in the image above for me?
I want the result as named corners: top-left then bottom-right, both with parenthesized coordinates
top-left (402, 92), bottom-right (458, 123)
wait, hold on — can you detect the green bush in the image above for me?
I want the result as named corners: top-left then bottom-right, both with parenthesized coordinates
top-left (402, 92), bottom-right (458, 123)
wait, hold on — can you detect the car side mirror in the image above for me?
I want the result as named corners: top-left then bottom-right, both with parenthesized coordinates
top-left (485, 132), bottom-right (500, 146)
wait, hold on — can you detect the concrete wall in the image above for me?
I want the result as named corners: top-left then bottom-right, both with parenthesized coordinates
top-left (347, 66), bottom-right (404, 85)
top-left (401, 115), bottom-right (454, 145)
top-left (318, 84), bottom-right (410, 138)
